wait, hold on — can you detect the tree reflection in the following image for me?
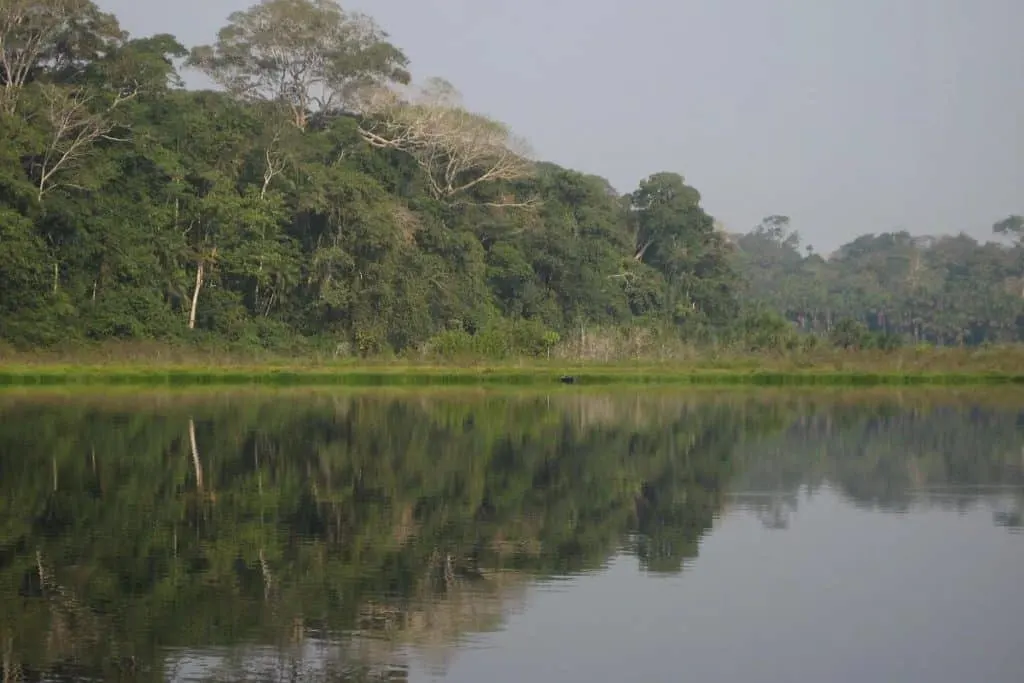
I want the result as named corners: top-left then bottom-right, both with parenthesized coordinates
top-left (0, 390), bottom-right (1021, 681)
top-left (0, 392), bottom-right (772, 681)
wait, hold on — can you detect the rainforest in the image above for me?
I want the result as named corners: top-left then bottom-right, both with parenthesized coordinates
top-left (2, 0), bottom-right (1022, 364)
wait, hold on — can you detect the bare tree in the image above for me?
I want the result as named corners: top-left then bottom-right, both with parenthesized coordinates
top-left (28, 82), bottom-right (135, 200)
top-left (0, 0), bottom-right (122, 112)
top-left (188, 0), bottom-right (409, 129)
top-left (1, 1), bottom-right (145, 202)
top-left (358, 78), bottom-right (537, 206)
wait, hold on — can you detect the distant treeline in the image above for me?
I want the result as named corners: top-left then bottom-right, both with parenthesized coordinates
top-left (732, 215), bottom-right (1024, 347)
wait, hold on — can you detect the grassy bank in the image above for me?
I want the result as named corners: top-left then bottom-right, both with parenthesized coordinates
top-left (2, 341), bottom-right (1023, 387)
top-left (4, 385), bottom-right (1024, 411)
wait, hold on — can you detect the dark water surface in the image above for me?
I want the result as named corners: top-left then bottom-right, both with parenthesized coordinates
top-left (1, 389), bottom-right (1022, 682)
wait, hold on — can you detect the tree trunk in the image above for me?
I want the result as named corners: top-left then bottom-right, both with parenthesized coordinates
top-left (634, 239), bottom-right (653, 262)
top-left (255, 257), bottom-right (264, 311)
top-left (188, 260), bottom-right (204, 330)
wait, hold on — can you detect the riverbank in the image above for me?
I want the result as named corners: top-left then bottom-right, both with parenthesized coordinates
top-left (2, 342), bottom-right (1022, 386)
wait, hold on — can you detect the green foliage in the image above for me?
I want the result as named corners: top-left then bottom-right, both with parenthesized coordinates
top-left (733, 221), bottom-right (1024, 346)
top-left (0, 0), bottom-right (1018, 355)
top-left (830, 318), bottom-right (870, 349)
top-left (425, 319), bottom-right (561, 359)
top-left (868, 330), bottom-right (904, 351)
top-left (0, 0), bottom-right (742, 353)
top-left (737, 310), bottom-right (801, 352)
top-left (629, 172), bottom-right (739, 326)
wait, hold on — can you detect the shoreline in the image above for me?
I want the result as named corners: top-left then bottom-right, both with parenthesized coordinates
top-left (1, 361), bottom-right (1021, 387)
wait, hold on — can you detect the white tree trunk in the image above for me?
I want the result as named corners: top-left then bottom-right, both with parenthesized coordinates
top-left (188, 260), bottom-right (204, 330)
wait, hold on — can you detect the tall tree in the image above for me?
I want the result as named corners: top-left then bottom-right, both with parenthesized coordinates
top-left (628, 172), bottom-right (738, 324)
top-left (187, 0), bottom-right (410, 129)
top-left (0, 0), bottom-right (123, 112)
top-left (358, 77), bottom-right (536, 206)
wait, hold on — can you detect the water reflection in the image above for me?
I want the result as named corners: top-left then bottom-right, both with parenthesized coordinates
top-left (0, 389), bottom-right (1022, 682)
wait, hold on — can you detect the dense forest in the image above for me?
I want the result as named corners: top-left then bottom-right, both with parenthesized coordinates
top-left (1, 391), bottom-right (1021, 680)
top-left (2, 0), bottom-right (1022, 355)
top-left (732, 215), bottom-right (1024, 346)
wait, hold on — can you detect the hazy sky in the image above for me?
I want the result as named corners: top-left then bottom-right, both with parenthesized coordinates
top-left (98, 0), bottom-right (1022, 251)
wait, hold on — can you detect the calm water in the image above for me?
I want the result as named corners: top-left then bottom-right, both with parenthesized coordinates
top-left (1, 389), bottom-right (1023, 682)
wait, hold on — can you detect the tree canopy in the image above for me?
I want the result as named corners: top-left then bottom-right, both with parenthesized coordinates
top-left (1, 0), bottom-right (1020, 353)
top-left (731, 217), bottom-right (1024, 346)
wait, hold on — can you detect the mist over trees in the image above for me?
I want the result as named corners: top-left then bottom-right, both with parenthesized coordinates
top-left (732, 215), bottom-right (1024, 346)
top-left (2, 0), bottom-right (1021, 353)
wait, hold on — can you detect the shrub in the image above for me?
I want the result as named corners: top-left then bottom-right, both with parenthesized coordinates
top-left (739, 311), bottom-right (800, 352)
top-left (424, 319), bottom-right (561, 359)
top-left (829, 318), bottom-right (870, 349)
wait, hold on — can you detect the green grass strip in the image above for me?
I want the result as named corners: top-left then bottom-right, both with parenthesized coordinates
top-left (0, 364), bottom-right (1020, 387)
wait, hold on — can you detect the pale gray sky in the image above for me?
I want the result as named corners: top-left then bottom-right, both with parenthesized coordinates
top-left (99, 0), bottom-right (1023, 251)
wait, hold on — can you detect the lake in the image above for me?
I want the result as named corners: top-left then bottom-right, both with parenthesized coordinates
top-left (1, 388), bottom-right (1022, 682)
